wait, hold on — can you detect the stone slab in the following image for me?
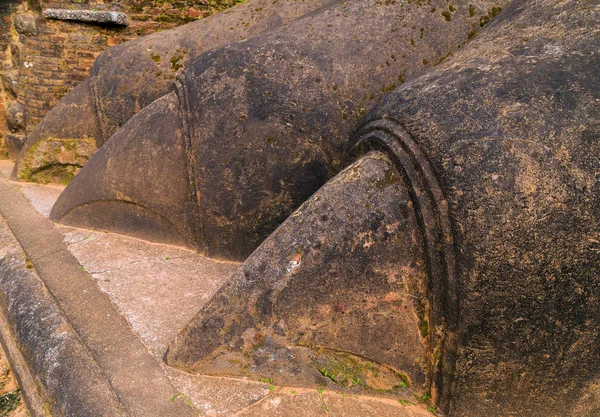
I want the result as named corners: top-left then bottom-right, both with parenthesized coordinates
top-left (0, 211), bottom-right (127, 417)
top-left (0, 168), bottom-right (194, 417)
top-left (61, 226), bottom-right (240, 357)
top-left (43, 9), bottom-right (128, 26)
top-left (0, 160), bottom-right (434, 416)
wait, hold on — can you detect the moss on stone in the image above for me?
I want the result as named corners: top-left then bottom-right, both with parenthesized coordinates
top-left (468, 4), bottom-right (477, 17)
top-left (418, 318), bottom-right (429, 338)
top-left (479, 6), bottom-right (503, 27)
top-left (313, 349), bottom-right (410, 392)
top-left (150, 53), bottom-right (161, 64)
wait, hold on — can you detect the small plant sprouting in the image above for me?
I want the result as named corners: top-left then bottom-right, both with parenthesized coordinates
top-left (268, 385), bottom-right (275, 391)
top-left (398, 399), bottom-right (413, 406)
top-left (421, 393), bottom-right (430, 401)
top-left (428, 406), bottom-right (438, 415)
top-left (319, 367), bottom-right (338, 383)
top-left (260, 377), bottom-right (273, 384)
top-left (164, 255), bottom-right (170, 260)
top-left (291, 390), bottom-right (296, 395)
top-left (169, 392), bottom-right (200, 416)
top-left (0, 389), bottom-right (20, 414)
top-left (351, 376), bottom-right (361, 385)
top-left (318, 388), bottom-right (324, 395)
top-left (342, 391), bottom-right (347, 399)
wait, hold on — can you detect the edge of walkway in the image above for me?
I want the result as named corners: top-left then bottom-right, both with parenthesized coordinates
top-left (0, 174), bottom-right (196, 417)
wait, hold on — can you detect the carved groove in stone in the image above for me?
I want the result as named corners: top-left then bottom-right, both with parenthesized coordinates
top-left (175, 79), bottom-right (205, 253)
top-left (347, 119), bottom-right (458, 409)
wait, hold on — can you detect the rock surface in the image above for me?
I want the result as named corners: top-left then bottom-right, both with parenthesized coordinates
top-left (50, 0), bottom-right (509, 260)
top-left (346, 0), bottom-right (600, 414)
top-left (5, 135), bottom-right (24, 161)
top-left (168, 152), bottom-right (431, 401)
top-left (43, 9), bottom-right (129, 26)
top-left (14, 0), bottom-right (340, 182)
top-left (0, 159), bottom-right (435, 417)
top-left (0, 71), bottom-right (18, 99)
top-left (168, 0), bottom-right (600, 415)
top-left (4, 102), bottom-right (24, 133)
top-left (13, 13), bottom-right (37, 36)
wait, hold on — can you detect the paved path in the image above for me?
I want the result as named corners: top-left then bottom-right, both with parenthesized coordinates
top-left (0, 160), bottom-right (433, 417)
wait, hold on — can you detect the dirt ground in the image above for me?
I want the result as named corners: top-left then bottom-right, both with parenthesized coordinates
top-left (0, 345), bottom-right (26, 417)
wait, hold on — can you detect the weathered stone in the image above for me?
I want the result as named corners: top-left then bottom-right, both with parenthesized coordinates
top-left (26, 0), bottom-right (42, 12)
top-left (167, 152), bottom-right (432, 402)
top-left (6, 134), bottom-right (24, 160)
top-left (12, 81), bottom-right (100, 183)
top-left (43, 9), bottom-right (129, 26)
top-left (50, 0), bottom-right (508, 260)
top-left (5, 101), bottom-right (24, 133)
top-left (0, 71), bottom-right (19, 98)
top-left (15, 0), bottom-right (341, 182)
top-left (0, 217), bottom-right (129, 417)
top-left (50, 93), bottom-right (195, 243)
top-left (167, 1), bottom-right (600, 415)
top-left (10, 42), bottom-right (22, 68)
top-left (13, 13), bottom-right (37, 36)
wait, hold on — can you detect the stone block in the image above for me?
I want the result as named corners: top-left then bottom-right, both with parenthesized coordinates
top-left (10, 42), bottom-right (22, 68)
top-left (0, 71), bottom-right (19, 98)
top-left (42, 9), bottom-right (129, 27)
top-left (5, 101), bottom-right (24, 133)
top-left (14, 14), bottom-right (38, 36)
top-left (6, 134), bottom-right (24, 160)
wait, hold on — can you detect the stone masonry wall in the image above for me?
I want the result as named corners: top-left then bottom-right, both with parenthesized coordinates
top-left (0, 0), bottom-right (22, 158)
top-left (0, 0), bottom-right (242, 159)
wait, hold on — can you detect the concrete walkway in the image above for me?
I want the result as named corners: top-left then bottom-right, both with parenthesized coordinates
top-left (0, 160), bottom-right (433, 417)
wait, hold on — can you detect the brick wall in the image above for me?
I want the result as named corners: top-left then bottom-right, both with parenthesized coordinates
top-left (0, 0), bottom-right (22, 158)
top-left (0, 0), bottom-right (241, 158)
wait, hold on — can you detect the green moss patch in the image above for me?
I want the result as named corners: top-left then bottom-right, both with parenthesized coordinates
top-left (313, 349), bottom-right (410, 393)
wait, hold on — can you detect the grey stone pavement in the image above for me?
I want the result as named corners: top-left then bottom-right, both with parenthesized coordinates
top-left (0, 160), bottom-right (433, 416)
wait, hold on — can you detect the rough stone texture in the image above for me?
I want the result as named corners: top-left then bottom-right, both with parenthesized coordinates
top-left (14, 80), bottom-right (100, 184)
top-left (0, 173), bottom-right (196, 417)
top-left (15, 181), bottom-right (64, 218)
top-left (50, 0), bottom-right (509, 259)
top-left (5, 134), bottom-right (24, 160)
top-left (0, 159), bottom-right (433, 417)
top-left (10, 42), bottom-right (21, 68)
top-left (1, 0), bottom-right (273, 154)
top-left (43, 9), bottom-right (129, 26)
top-left (164, 370), bottom-right (272, 416)
top-left (0, 295), bottom-right (48, 417)
top-left (60, 226), bottom-right (240, 357)
top-left (5, 101), bottom-right (23, 132)
top-left (237, 390), bottom-right (433, 417)
top-left (14, 0), bottom-right (340, 179)
top-left (167, 152), bottom-right (432, 402)
top-left (50, 93), bottom-right (196, 245)
top-left (342, 0), bottom-right (599, 415)
top-left (0, 1), bottom-right (20, 159)
top-left (13, 13), bottom-right (37, 36)
top-left (0, 72), bottom-right (19, 99)
top-left (0, 216), bottom-right (128, 417)
top-left (167, 0), bottom-right (600, 415)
